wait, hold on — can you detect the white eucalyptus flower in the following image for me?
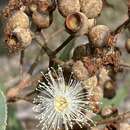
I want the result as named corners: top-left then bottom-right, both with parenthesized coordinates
top-left (33, 66), bottom-right (96, 130)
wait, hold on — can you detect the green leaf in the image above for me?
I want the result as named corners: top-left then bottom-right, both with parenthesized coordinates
top-left (0, 90), bottom-right (7, 130)
top-left (100, 86), bottom-right (129, 108)
top-left (7, 106), bottom-right (23, 130)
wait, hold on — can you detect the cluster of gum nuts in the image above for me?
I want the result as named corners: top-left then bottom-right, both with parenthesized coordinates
top-left (4, 0), bottom-right (111, 53)
top-left (4, 0), bottom-right (130, 123)
top-left (3, 0), bottom-right (117, 112)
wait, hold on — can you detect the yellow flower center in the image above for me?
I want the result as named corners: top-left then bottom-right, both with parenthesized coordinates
top-left (54, 96), bottom-right (69, 112)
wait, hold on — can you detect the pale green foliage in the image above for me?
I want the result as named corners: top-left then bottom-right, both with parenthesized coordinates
top-left (0, 90), bottom-right (7, 130)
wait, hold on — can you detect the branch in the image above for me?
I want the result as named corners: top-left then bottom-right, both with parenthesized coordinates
top-left (119, 62), bottom-right (130, 70)
top-left (113, 18), bottom-right (130, 35)
top-left (96, 111), bottom-right (130, 126)
top-left (34, 35), bottom-right (53, 57)
top-left (52, 35), bottom-right (74, 56)
top-left (28, 31), bottom-right (53, 75)
top-left (6, 58), bottom-right (73, 103)
top-left (20, 50), bottom-right (25, 78)
top-left (6, 73), bottom-right (42, 103)
top-left (28, 48), bottom-right (44, 75)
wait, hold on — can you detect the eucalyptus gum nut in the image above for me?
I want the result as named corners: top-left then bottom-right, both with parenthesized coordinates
top-left (89, 25), bottom-right (110, 47)
top-left (125, 38), bottom-right (130, 53)
top-left (4, 11), bottom-right (32, 53)
top-left (29, 3), bottom-right (37, 12)
top-left (32, 11), bottom-right (51, 28)
top-left (13, 27), bottom-right (32, 47)
top-left (6, 38), bottom-right (23, 52)
top-left (73, 45), bottom-right (88, 61)
top-left (5, 27), bottom-right (32, 52)
top-left (65, 12), bottom-right (89, 36)
top-left (72, 60), bottom-right (89, 81)
top-left (92, 86), bottom-right (103, 102)
top-left (4, 10), bottom-right (30, 42)
top-left (7, 38), bottom-right (17, 47)
top-left (30, 0), bottom-right (56, 13)
top-left (37, 0), bottom-right (50, 12)
top-left (57, 0), bottom-right (80, 17)
top-left (83, 76), bottom-right (98, 90)
top-left (6, 11), bottom-right (29, 31)
top-left (73, 44), bottom-right (92, 61)
top-left (80, 0), bottom-right (103, 18)
top-left (103, 80), bottom-right (116, 99)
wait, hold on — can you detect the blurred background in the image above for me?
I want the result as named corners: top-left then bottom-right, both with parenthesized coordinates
top-left (0, 0), bottom-right (130, 130)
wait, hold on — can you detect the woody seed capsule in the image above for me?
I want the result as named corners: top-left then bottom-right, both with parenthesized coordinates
top-left (80, 0), bottom-right (103, 18)
top-left (32, 11), bottom-right (52, 29)
top-left (89, 25), bottom-right (110, 47)
top-left (57, 0), bottom-right (80, 17)
top-left (65, 12), bottom-right (89, 36)
top-left (4, 10), bottom-right (31, 52)
top-left (5, 10), bottom-right (29, 32)
top-left (12, 27), bottom-right (32, 47)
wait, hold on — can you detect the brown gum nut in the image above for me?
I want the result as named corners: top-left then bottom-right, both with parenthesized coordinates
top-left (72, 60), bottom-right (89, 81)
top-left (89, 25), bottom-right (110, 47)
top-left (80, 0), bottom-right (103, 18)
top-left (57, 0), bottom-right (80, 17)
top-left (6, 11), bottom-right (29, 31)
top-left (13, 27), bottom-right (32, 47)
top-left (65, 12), bottom-right (89, 36)
top-left (32, 11), bottom-right (51, 28)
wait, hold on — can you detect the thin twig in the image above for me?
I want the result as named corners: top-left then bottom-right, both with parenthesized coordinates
top-left (120, 62), bottom-right (130, 70)
top-left (96, 111), bottom-right (130, 126)
top-left (7, 95), bottom-right (33, 103)
top-left (20, 50), bottom-right (25, 79)
top-left (52, 35), bottom-right (74, 56)
top-left (28, 48), bottom-right (44, 75)
top-left (30, 32), bottom-right (53, 74)
top-left (6, 73), bottom-right (42, 103)
top-left (35, 35), bottom-right (53, 57)
top-left (113, 18), bottom-right (130, 35)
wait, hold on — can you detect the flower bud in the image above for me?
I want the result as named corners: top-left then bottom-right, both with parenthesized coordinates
top-left (57, 0), bottom-right (80, 17)
top-left (6, 11), bottom-right (29, 32)
top-left (89, 86), bottom-right (103, 113)
top-left (32, 11), bottom-right (52, 28)
top-left (72, 60), bottom-right (89, 81)
top-left (80, 0), bottom-right (103, 18)
top-left (103, 80), bottom-right (116, 99)
top-left (73, 45), bottom-right (89, 61)
top-left (30, 0), bottom-right (56, 13)
top-left (83, 75), bottom-right (98, 90)
top-left (89, 25), bottom-right (110, 47)
top-left (12, 27), bottom-right (32, 47)
top-left (6, 38), bottom-right (22, 52)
